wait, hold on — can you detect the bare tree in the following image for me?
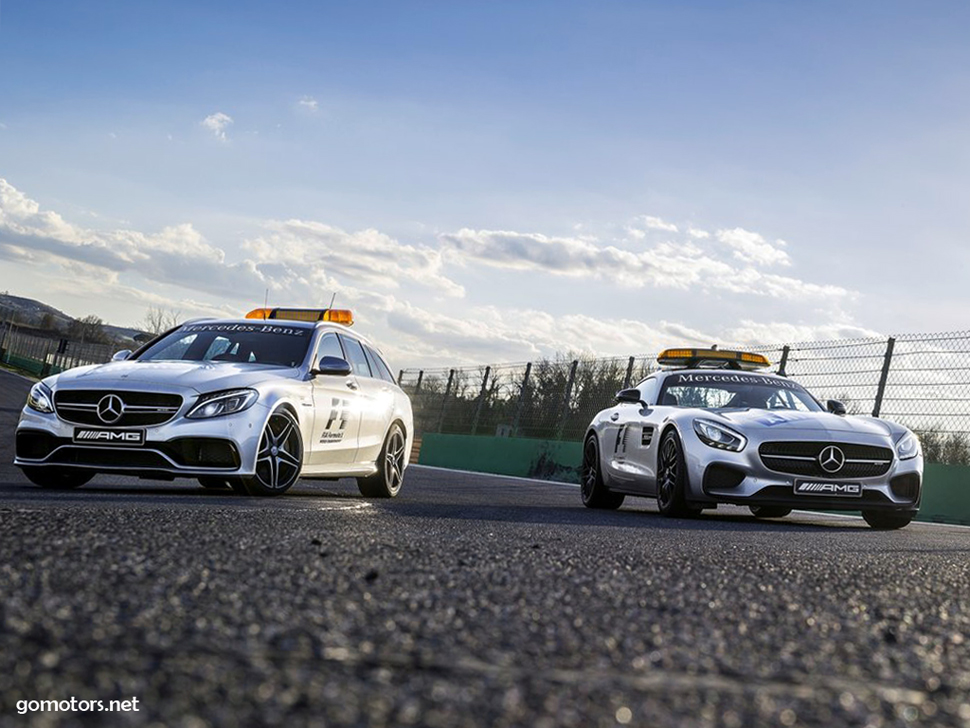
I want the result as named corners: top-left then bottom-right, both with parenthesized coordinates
top-left (141, 306), bottom-right (182, 335)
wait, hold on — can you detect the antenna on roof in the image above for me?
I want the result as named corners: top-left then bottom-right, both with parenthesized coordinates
top-left (329, 292), bottom-right (337, 309)
top-left (263, 288), bottom-right (269, 309)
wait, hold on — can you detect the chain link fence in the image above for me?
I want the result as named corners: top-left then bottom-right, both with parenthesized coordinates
top-left (0, 322), bottom-right (118, 377)
top-left (401, 332), bottom-right (970, 464)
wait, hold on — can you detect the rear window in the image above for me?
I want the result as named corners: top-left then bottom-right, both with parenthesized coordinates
top-left (364, 345), bottom-right (396, 383)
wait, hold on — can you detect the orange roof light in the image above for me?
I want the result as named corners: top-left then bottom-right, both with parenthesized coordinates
top-left (245, 307), bottom-right (354, 326)
top-left (658, 347), bottom-right (770, 371)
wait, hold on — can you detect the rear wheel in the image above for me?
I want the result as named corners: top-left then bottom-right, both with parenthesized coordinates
top-left (581, 435), bottom-right (624, 510)
top-left (21, 467), bottom-right (93, 490)
top-left (357, 423), bottom-right (407, 498)
top-left (749, 505), bottom-right (792, 519)
top-left (236, 410), bottom-right (303, 496)
top-left (656, 430), bottom-right (700, 518)
top-left (862, 510), bottom-right (914, 530)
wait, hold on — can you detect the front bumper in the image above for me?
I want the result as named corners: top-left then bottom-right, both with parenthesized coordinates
top-left (14, 402), bottom-right (269, 478)
top-left (686, 432), bottom-right (923, 514)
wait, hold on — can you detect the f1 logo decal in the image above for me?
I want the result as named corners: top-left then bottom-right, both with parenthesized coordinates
top-left (326, 398), bottom-right (350, 431)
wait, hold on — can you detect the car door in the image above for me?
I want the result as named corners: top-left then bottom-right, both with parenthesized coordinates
top-left (308, 332), bottom-right (363, 467)
top-left (337, 334), bottom-right (388, 465)
top-left (603, 377), bottom-right (660, 491)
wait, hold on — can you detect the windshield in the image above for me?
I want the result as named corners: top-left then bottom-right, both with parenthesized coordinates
top-left (658, 371), bottom-right (823, 412)
top-left (136, 322), bottom-right (312, 368)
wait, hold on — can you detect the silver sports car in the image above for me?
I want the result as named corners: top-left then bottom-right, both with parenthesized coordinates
top-left (581, 348), bottom-right (923, 529)
top-left (15, 307), bottom-right (413, 497)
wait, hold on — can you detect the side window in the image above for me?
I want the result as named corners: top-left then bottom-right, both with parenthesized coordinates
top-left (315, 333), bottom-right (344, 365)
top-left (338, 335), bottom-right (372, 377)
top-left (364, 345), bottom-right (396, 384)
top-left (638, 377), bottom-right (660, 405)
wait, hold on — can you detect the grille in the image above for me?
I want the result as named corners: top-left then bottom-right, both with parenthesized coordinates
top-left (54, 390), bottom-right (183, 427)
top-left (759, 441), bottom-right (893, 478)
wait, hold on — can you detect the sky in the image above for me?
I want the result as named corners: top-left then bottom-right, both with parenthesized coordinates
top-left (1, 1), bottom-right (969, 369)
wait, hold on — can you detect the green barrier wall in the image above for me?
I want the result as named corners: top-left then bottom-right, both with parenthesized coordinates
top-left (418, 434), bottom-right (970, 525)
top-left (419, 434), bottom-right (582, 483)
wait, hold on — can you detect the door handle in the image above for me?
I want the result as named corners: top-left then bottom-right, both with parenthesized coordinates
top-left (610, 413), bottom-right (620, 421)
top-left (346, 381), bottom-right (359, 390)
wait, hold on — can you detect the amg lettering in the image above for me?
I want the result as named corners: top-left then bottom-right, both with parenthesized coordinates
top-left (795, 482), bottom-right (862, 496)
top-left (74, 430), bottom-right (145, 445)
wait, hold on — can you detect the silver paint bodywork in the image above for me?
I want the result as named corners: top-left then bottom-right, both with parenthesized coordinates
top-left (586, 369), bottom-right (923, 513)
top-left (14, 319), bottom-right (413, 481)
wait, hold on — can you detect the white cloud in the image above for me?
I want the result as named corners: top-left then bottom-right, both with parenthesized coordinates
top-left (724, 319), bottom-right (882, 346)
top-left (639, 215), bottom-right (679, 233)
top-left (298, 96), bottom-right (319, 111)
top-left (245, 220), bottom-right (465, 298)
top-left (716, 227), bottom-right (790, 267)
top-left (201, 112), bottom-right (233, 142)
top-left (688, 227), bottom-right (710, 240)
top-left (0, 177), bottom-right (867, 368)
top-left (439, 227), bottom-right (847, 301)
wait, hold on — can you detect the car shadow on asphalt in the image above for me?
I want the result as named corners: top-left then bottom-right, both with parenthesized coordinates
top-left (377, 501), bottom-right (867, 531)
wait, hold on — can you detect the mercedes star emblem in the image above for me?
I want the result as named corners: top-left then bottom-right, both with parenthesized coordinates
top-left (818, 445), bottom-right (846, 474)
top-left (97, 394), bottom-right (125, 424)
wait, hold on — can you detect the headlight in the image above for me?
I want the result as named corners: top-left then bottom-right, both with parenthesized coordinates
top-left (693, 418), bottom-right (747, 452)
top-left (26, 382), bottom-right (54, 414)
top-left (186, 389), bottom-right (258, 419)
top-left (895, 432), bottom-right (921, 460)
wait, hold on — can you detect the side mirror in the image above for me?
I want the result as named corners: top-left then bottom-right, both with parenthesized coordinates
top-left (827, 399), bottom-right (847, 416)
top-left (615, 388), bottom-right (645, 406)
top-left (312, 356), bottom-right (353, 377)
top-left (111, 349), bottom-right (132, 362)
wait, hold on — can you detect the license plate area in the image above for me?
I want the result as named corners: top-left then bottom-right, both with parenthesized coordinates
top-left (794, 480), bottom-right (862, 497)
top-left (73, 428), bottom-right (146, 447)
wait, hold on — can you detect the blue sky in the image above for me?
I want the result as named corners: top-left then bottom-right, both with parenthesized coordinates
top-left (2, 1), bottom-right (969, 366)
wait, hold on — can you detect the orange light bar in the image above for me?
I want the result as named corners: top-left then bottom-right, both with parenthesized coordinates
top-left (245, 307), bottom-right (355, 326)
top-left (658, 348), bottom-right (770, 370)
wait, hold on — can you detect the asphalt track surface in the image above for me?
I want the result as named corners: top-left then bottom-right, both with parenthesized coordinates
top-left (1, 369), bottom-right (969, 728)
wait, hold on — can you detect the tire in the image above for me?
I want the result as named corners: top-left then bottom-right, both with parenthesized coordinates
top-left (749, 505), bottom-right (792, 519)
top-left (580, 434), bottom-right (624, 510)
top-left (236, 409), bottom-right (304, 496)
top-left (21, 467), bottom-right (93, 490)
top-left (656, 430), bottom-right (700, 518)
top-left (862, 510), bottom-right (914, 530)
top-left (357, 423), bottom-right (407, 498)
top-left (198, 477), bottom-right (233, 490)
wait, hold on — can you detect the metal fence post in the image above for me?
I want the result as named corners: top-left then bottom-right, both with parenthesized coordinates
top-left (413, 370), bottom-right (424, 395)
top-left (437, 369), bottom-right (455, 433)
top-left (556, 360), bottom-right (579, 440)
top-left (471, 366), bottom-right (491, 435)
top-left (622, 356), bottom-right (635, 389)
top-left (872, 337), bottom-right (896, 418)
top-left (512, 362), bottom-right (532, 437)
top-left (777, 345), bottom-right (790, 376)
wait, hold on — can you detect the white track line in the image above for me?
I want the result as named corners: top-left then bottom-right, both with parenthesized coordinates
top-left (409, 465), bottom-right (970, 530)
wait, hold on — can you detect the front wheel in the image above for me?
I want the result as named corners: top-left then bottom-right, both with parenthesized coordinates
top-left (236, 409), bottom-right (304, 496)
top-left (21, 467), bottom-right (94, 490)
top-left (656, 430), bottom-right (700, 518)
top-left (862, 510), bottom-right (914, 530)
top-left (357, 423), bottom-right (407, 498)
top-left (580, 435), bottom-right (624, 510)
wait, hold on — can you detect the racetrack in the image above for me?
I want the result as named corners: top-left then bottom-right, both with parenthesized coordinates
top-left (1, 369), bottom-right (969, 727)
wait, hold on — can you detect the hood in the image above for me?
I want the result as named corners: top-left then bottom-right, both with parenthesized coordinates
top-left (709, 408), bottom-right (902, 440)
top-left (50, 360), bottom-right (300, 394)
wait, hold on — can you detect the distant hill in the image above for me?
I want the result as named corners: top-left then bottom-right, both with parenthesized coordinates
top-left (0, 293), bottom-right (146, 343)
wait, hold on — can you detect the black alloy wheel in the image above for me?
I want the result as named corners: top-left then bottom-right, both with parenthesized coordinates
top-left (239, 409), bottom-right (303, 496)
top-left (358, 423), bottom-right (407, 498)
top-left (581, 435), bottom-right (624, 510)
top-left (656, 430), bottom-right (700, 518)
